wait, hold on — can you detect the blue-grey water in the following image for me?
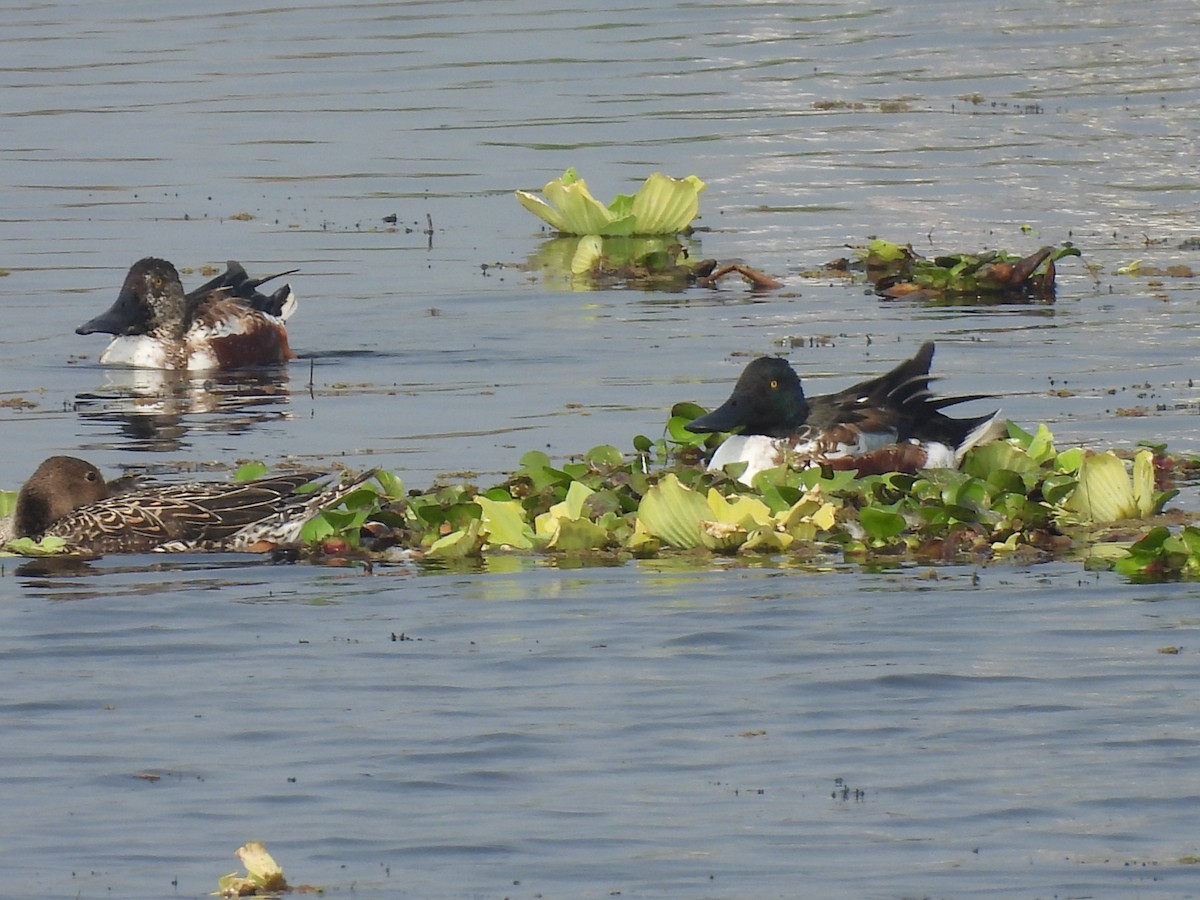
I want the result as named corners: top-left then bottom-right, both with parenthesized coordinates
top-left (2, 1), bottom-right (1200, 897)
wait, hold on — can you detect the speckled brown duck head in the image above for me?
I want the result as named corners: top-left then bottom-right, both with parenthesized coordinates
top-left (14, 456), bottom-right (112, 539)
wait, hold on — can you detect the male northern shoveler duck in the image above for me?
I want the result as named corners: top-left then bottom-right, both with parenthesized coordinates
top-left (76, 257), bottom-right (298, 370)
top-left (685, 342), bottom-right (1002, 485)
top-left (6, 455), bottom-right (371, 554)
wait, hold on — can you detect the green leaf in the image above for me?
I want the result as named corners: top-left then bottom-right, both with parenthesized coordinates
top-left (1132, 449), bottom-right (1155, 517)
top-left (3, 535), bottom-right (71, 556)
top-left (427, 519), bottom-right (484, 559)
top-left (235, 461), bottom-right (270, 482)
top-left (637, 473), bottom-right (710, 549)
top-left (865, 239), bottom-right (909, 262)
top-left (570, 234), bottom-right (605, 274)
top-left (859, 506), bottom-right (907, 542)
top-left (373, 470), bottom-right (405, 499)
top-left (546, 517), bottom-right (611, 551)
top-left (1064, 451), bottom-right (1144, 523)
top-left (627, 172), bottom-right (707, 235)
top-left (218, 841), bottom-right (288, 896)
top-left (475, 496), bottom-right (535, 549)
top-left (515, 169), bottom-right (704, 236)
top-left (585, 444), bottom-right (624, 468)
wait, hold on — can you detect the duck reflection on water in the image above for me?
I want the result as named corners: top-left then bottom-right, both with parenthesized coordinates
top-left (73, 366), bottom-right (294, 452)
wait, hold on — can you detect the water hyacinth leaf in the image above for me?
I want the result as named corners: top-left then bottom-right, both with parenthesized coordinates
top-left (373, 470), bottom-right (405, 499)
top-left (299, 512), bottom-right (336, 544)
top-left (985, 468), bottom-right (1031, 495)
top-left (1112, 525), bottom-right (1200, 578)
top-left (427, 519), bottom-right (483, 559)
top-left (1042, 473), bottom-right (1077, 505)
top-left (962, 441), bottom-right (1040, 483)
top-left (667, 414), bottom-right (710, 447)
top-left (859, 506), bottom-right (907, 542)
top-left (1055, 446), bottom-right (1085, 473)
top-left (637, 473), bottom-right (710, 549)
top-left (585, 444), bottom-right (624, 468)
top-left (475, 496), bottom-right (535, 549)
top-left (3, 535), bottom-right (71, 556)
top-left (866, 239), bottom-right (909, 262)
top-left (547, 517), bottom-right (611, 551)
top-left (1025, 423), bottom-right (1058, 464)
top-left (952, 477), bottom-right (989, 510)
top-left (234, 461), bottom-right (270, 482)
top-left (518, 450), bottom-right (570, 491)
top-left (534, 481), bottom-right (597, 544)
top-left (671, 401), bottom-right (707, 422)
top-left (0, 489), bottom-right (17, 518)
top-left (557, 480), bottom-right (595, 519)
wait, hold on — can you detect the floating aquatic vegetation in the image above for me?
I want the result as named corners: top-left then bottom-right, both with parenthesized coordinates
top-left (216, 841), bottom-right (289, 897)
top-left (1114, 525), bottom-right (1200, 580)
top-left (282, 419), bottom-right (1184, 576)
top-left (516, 168), bottom-right (706, 236)
top-left (4, 418), bottom-right (1197, 579)
top-left (825, 240), bottom-right (1081, 302)
top-left (525, 235), bottom-right (782, 292)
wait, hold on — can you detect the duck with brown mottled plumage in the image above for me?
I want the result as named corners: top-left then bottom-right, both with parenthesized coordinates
top-left (5, 456), bottom-right (372, 554)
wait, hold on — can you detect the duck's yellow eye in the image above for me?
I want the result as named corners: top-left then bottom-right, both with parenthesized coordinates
top-left (769, 379), bottom-right (779, 389)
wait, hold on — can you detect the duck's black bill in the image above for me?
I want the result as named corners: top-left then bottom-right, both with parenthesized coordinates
top-left (684, 402), bottom-right (743, 434)
top-left (76, 290), bottom-right (140, 336)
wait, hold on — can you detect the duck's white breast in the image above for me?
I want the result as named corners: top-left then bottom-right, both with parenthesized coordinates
top-left (708, 435), bottom-right (787, 485)
top-left (98, 336), bottom-right (171, 369)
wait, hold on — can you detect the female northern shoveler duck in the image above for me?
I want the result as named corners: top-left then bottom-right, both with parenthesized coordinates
top-left (76, 257), bottom-right (298, 370)
top-left (6, 456), bottom-right (371, 554)
top-left (685, 342), bottom-right (1002, 484)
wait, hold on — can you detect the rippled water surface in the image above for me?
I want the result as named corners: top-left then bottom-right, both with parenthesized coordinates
top-left (3, 0), bottom-right (1200, 897)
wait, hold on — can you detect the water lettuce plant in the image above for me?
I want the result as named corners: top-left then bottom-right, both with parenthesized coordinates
top-left (217, 841), bottom-right (288, 897)
top-left (516, 168), bottom-right (706, 236)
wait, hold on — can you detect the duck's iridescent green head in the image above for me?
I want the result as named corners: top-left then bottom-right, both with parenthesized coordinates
top-left (685, 356), bottom-right (809, 438)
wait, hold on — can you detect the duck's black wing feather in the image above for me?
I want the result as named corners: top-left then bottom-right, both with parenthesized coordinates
top-left (188, 261), bottom-right (298, 317)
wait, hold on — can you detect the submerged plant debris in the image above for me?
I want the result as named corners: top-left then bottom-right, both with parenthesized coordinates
top-left (823, 239), bottom-right (1081, 302)
top-left (525, 235), bottom-right (783, 292)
